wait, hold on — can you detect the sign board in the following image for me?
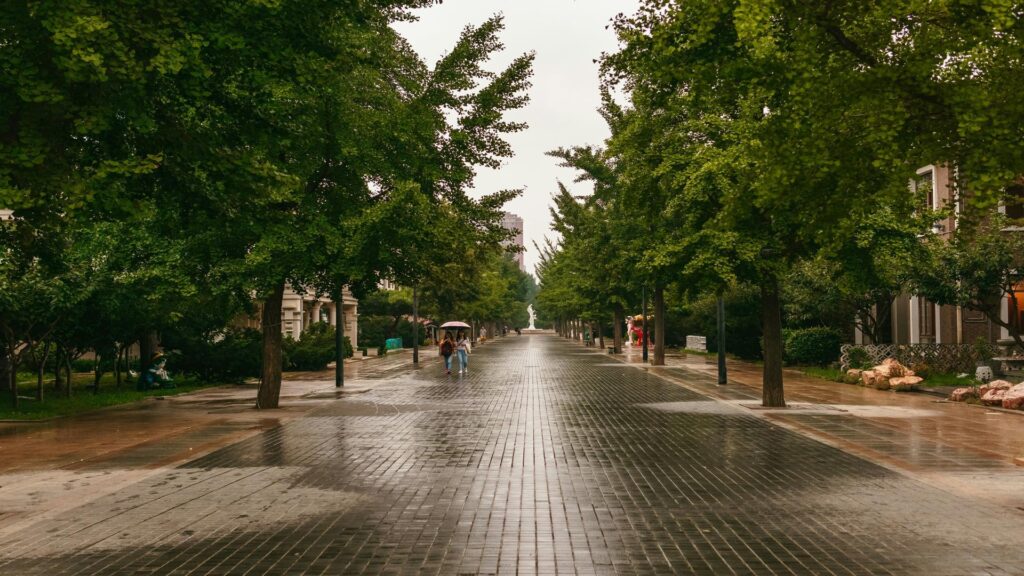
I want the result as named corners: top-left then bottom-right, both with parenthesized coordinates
top-left (686, 335), bottom-right (707, 352)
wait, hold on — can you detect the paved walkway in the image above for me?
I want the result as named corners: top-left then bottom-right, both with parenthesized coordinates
top-left (0, 335), bottom-right (1023, 574)
top-left (609, 342), bottom-right (1024, 508)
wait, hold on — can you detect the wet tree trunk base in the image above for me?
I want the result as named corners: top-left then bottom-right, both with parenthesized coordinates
top-left (613, 306), bottom-right (624, 354)
top-left (761, 278), bottom-right (786, 408)
top-left (257, 283), bottom-right (285, 409)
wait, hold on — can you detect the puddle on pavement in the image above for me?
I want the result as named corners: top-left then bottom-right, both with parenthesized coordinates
top-left (636, 400), bottom-right (747, 415)
top-left (738, 402), bottom-right (943, 418)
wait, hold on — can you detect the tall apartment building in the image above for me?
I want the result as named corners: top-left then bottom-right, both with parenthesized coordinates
top-left (501, 212), bottom-right (525, 272)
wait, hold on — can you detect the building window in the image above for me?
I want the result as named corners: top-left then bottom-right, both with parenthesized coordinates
top-left (913, 169), bottom-right (935, 211)
top-left (918, 297), bottom-right (936, 343)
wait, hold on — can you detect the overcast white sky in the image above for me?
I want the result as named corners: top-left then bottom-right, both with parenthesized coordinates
top-left (394, 0), bottom-right (638, 277)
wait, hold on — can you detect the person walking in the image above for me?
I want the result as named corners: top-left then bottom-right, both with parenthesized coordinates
top-left (456, 331), bottom-right (471, 374)
top-left (439, 332), bottom-right (455, 374)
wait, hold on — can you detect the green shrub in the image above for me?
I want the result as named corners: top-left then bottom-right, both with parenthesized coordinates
top-left (910, 362), bottom-right (931, 379)
top-left (164, 327), bottom-right (263, 382)
top-left (973, 336), bottom-right (997, 362)
top-left (846, 347), bottom-right (871, 369)
top-left (784, 327), bottom-right (842, 366)
top-left (683, 287), bottom-right (765, 360)
top-left (283, 322), bottom-right (352, 371)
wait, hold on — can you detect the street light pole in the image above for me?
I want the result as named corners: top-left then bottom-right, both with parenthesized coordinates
top-left (342, 286), bottom-right (350, 385)
top-left (717, 294), bottom-right (727, 385)
top-left (642, 285), bottom-right (649, 363)
top-left (412, 285), bottom-right (419, 364)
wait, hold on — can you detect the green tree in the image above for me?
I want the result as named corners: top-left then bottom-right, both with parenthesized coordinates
top-left (914, 216), bottom-right (1024, 353)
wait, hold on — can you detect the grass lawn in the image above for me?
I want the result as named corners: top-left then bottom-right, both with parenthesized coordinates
top-left (793, 365), bottom-right (843, 382)
top-left (918, 372), bottom-right (977, 388)
top-left (0, 372), bottom-right (229, 421)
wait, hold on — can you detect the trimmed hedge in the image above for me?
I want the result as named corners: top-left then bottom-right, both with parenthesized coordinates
top-left (283, 322), bottom-right (353, 371)
top-left (784, 327), bottom-right (842, 366)
top-left (165, 327), bottom-right (263, 382)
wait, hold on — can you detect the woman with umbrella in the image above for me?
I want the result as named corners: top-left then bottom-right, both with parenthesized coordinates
top-left (455, 331), bottom-right (471, 374)
top-left (439, 332), bottom-right (455, 374)
top-left (439, 321), bottom-right (470, 375)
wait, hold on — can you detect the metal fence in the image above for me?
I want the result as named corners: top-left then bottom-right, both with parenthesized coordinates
top-left (839, 343), bottom-right (979, 374)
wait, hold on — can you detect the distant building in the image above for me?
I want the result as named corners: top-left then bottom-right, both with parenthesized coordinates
top-left (237, 286), bottom-right (359, 347)
top-left (0, 209), bottom-right (12, 220)
top-left (856, 164), bottom-right (1023, 347)
top-left (500, 212), bottom-right (525, 271)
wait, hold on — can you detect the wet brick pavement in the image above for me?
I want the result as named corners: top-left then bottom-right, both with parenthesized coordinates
top-left (1, 335), bottom-right (1023, 575)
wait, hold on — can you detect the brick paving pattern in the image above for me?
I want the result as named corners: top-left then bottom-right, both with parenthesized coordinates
top-left (1, 335), bottom-right (1023, 574)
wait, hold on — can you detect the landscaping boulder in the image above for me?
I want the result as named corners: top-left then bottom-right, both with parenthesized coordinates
top-left (873, 377), bottom-right (891, 391)
top-left (949, 387), bottom-right (978, 402)
top-left (874, 358), bottom-right (914, 379)
top-left (982, 389), bottom-right (1007, 406)
top-left (979, 380), bottom-right (1013, 396)
top-left (889, 376), bottom-right (924, 392)
top-left (1001, 383), bottom-right (1024, 410)
top-left (980, 382), bottom-right (1012, 406)
top-left (860, 370), bottom-right (877, 387)
top-left (846, 369), bottom-right (863, 380)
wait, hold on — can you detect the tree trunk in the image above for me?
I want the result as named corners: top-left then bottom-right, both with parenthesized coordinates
top-left (139, 331), bottom-right (159, 375)
top-left (115, 344), bottom-right (124, 388)
top-left (761, 278), bottom-right (786, 407)
top-left (64, 352), bottom-right (72, 398)
top-left (257, 283), bottom-right (286, 409)
top-left (0, 348), bottom-right (10, 406)
top-left (53, 345), bottom-right (63, 392)
top-left (93, 354), bottom-right (103, 394)
top-left (8, 350), bottom-right (17, 410)
top-left (598, 322), bottom-right (605, 350)
top-left (613, 306), bottom-right (624, 354)
top-left (37, 341), bottom-right (50, 402)
top-left (652, 286), bottom-right (666, 366)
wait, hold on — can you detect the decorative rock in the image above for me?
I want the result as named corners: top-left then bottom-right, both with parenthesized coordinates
top-left (873, 377), bottom-right (891, 391)
top-left (949, 387), bottom-right (978, 402)
top-left (871, 359), bottom-right (913, 379)
top-left (979, 380), bottom-right (1013, 396)
top-left (1001, 383), bottom-right (1024, 410)
top-left (889, 376), bottom-right (923, 392)
top-left (846, 369), bottom-right (863, 380)
top-left (860, 370), bottom-right (877, 387)
top-left (981, 388), bottom-right (1008, 406)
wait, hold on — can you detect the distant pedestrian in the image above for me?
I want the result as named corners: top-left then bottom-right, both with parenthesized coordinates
top-left (440, 332), bottom-right (455, 374)
top-left (456, 331), bottom-right (471, 374)
top-left (584, 327), bottom-right (592, 347)
top-left (480, 326), bottom-right (488, 342)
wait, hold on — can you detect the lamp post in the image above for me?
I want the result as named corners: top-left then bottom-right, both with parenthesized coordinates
top-left (642, 286), bottom-right (649, 363)
top-left (342, 289), bottom-right (350, 387)
top-left (717, 294), bottom-right (727, 385)
top-left (412, 285), bottom-right (419, 364)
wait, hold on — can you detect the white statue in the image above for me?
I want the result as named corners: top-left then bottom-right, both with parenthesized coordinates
top-left (527, 304), bottom-right (537, 330)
